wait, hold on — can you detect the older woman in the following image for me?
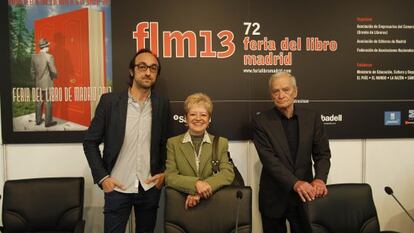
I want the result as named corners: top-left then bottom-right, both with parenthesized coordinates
top-left (165, 93), bottom-right (235, 209)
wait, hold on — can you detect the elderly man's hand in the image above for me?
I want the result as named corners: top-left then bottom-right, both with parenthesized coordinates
top-left (311, 179), bottom-right (328, 198)
top-left (293, 180), bottom-right (316, 202)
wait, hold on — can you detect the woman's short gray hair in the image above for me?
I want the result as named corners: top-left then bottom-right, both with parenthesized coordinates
top-left (184, 92), bottom-right (213, 116)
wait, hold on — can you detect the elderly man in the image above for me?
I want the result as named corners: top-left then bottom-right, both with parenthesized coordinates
top-left (252, 71), bottom-right (331, 233)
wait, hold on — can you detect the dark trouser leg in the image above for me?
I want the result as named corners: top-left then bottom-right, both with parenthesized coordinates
top-left (35, 92), bottom-right (44, 124)
top-left (104, 191), bottom-right (133, 233)
top-left (134, 185), bottom-right (161, 233)
top-left (45, 96), bottom-right (53, 124)
top-left (286, 204), bottom-right (312, 233)
top-left (261, 215), bottom-right (288, 233)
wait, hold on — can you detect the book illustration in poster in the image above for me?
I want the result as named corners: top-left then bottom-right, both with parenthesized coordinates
top-left (9, 2), bottom-right (112, 132)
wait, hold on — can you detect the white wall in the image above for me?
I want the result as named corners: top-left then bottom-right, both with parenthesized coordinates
top-left (0, 139), bottom-right (413, 232)
top-left (365, 139), bottom-right (414, 233)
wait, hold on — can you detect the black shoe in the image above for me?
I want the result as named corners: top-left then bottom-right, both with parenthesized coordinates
top-left (36, 119), bottom-right (44, 125)
top-left (45, 121), bottom-right (57, 127)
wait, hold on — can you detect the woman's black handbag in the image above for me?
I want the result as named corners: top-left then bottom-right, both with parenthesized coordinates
top-left (212, 136), bottom-right (245, 186)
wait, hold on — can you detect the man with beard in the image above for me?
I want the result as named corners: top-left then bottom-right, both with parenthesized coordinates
top-left (83, 49), bottom-right (170, 233)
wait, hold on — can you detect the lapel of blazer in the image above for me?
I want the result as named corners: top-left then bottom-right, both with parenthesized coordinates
top-left (268, 108), bottom-right (294, 166)
top-left (117, 91), bottom-right (128, 141)
top-left (114, 91), bottom-right (128, 155)
top-left (178, 134), bottom-right (198, 175)
top-left (198, 134), bottom-right (213, 176)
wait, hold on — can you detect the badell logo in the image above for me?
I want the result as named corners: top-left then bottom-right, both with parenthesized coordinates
top-left (409, 110), bottom-right (414, 120)
top-left (321, 114), bottom-right (343, 125)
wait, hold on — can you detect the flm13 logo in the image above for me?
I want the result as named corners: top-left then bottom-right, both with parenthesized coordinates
top-left (132, 22), bottom-right (235, 58)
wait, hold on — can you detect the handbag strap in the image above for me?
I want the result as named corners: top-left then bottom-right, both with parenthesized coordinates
top-left (212, 135), bottom-right (220, 174)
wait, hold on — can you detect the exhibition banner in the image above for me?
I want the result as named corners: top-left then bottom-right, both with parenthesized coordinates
top-left (1, 0), bottom-right (413, 142)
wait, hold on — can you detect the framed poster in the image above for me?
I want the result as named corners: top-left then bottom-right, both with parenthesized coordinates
top-left (1, 0), bottom-right (112, 143)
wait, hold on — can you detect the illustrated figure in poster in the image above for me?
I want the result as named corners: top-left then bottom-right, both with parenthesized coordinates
top-left (31, 38), bottom-right (58, 127)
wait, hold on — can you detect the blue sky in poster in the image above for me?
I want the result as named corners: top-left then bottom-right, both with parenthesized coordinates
top-left (22, 4), bottom-right (112, 82)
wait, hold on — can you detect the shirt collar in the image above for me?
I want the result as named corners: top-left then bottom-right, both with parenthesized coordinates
top-left (182, 131), bottom-right (212, 144)
top-left (128, 89), bottom-right (151, 104)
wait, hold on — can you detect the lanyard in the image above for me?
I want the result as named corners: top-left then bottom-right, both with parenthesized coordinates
top-left (190, 140), bottom-right (204, 174)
